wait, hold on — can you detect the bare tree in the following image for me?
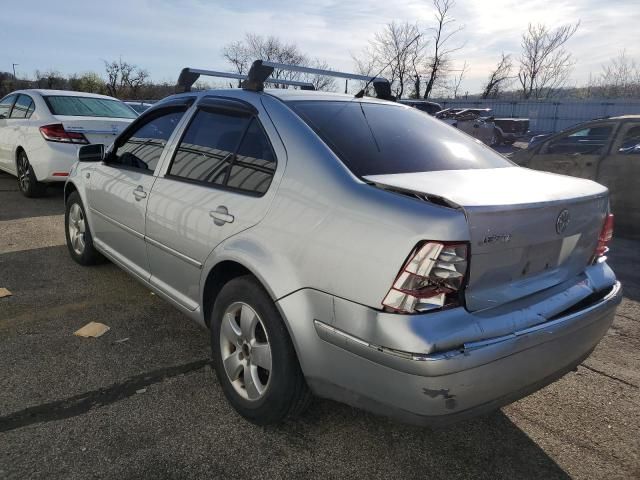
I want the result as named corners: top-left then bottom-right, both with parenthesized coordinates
top-left (35, 69), bottom-right (65, 89)
top-left (517, 22), bottom-right (579, 99)
top-left (222, 34), bottom-right (336, 91)
top-left (422, 0), bottom-right (464, 99)
top-left (588, 50), bottom-right (640, 98)
top-left (482, 53), bottom-right (513, 98)
top-left (447, 60), bottom-right (468, 98)
top-left (104, 58), bottom-right (149, 98)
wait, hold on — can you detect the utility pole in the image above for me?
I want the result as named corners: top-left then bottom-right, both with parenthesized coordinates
top-left (12, 63), bottom-right (19, 79)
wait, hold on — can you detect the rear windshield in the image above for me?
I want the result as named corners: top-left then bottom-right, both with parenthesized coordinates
top-left (44, 95), bottom-right (137, 119)
top-left (287, 100), bottom-right (513, 176)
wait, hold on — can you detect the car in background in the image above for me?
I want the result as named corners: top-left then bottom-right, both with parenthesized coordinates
top-left (125, 101), bottom-right (154, 115)
top-left (511, 115), bottom-right (640, 239)
top-left (0, 89), bottom-right (136, 197)
top-left (63, 62), bottom-right (620, 426)
top-left (436, 108), bottom-right (529, 145)
top-left (397, 99), bottom-right (442, 116)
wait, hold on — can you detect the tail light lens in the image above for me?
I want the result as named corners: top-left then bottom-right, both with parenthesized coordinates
top-left (39, 124), bottom-right (89, 144)
top-left (382, 242), bottom-right (468, 314)
top-left (594, 213), bottom-right (614, 259)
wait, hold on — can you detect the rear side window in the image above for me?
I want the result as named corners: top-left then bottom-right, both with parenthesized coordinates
top-left (44, 95), bottom-right (137, 119)
top-left (619, 125), bottom-right (640, 154)
top-left (10, 95), bottom-right (35, 119)
top-left (0, 94), bottom-right (17, 118)
top-left (110, 110), bottom-right (185, 172)
top-left (287, 101), bottom-right (512, 177)
top-left (545, 125), bottom-right (614, 156)
top-left (169, 110), bottom-right (276, 194)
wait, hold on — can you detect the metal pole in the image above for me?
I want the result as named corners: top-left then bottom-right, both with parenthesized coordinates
top-left (12, 63), bottom-right (18, 79)
top-left (345, 79), bottom-right (348, 94)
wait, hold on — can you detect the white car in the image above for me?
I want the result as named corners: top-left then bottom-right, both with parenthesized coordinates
top-left (0, 90), bottom-right (136, 197)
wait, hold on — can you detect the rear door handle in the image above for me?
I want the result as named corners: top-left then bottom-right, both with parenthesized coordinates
top-left (133, 185), bottom-right (147, 201)
top-left (210, 206), bottom-right (234, 226)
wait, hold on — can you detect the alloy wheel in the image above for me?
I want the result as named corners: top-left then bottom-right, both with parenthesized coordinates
top-left (68, 203), bottom-right (86, 255)
top-left (219, 302), bottom-right (272, 401)
top-left (17, 154), bottom-right (30, 192)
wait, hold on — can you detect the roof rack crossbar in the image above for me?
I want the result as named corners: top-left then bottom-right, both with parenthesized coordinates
top-left (176, 67), bottom-right (315, 93)
top-left (260, 61), bottom-right (386, 83)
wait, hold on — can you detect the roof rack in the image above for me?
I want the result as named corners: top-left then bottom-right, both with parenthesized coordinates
top-left (243, 60), bottom-right (392, 99)
top-left (176, 68), bottom-right (315, 93)
top-left (175, 61), bottom-right (393, 100)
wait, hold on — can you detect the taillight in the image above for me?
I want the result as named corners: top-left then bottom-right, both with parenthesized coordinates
top-left (382, 242), bottom-right (468, 314)
top-left (594, 213), bottom-right (614, 259)
top-left (39, 124), bottom-right (89, 144)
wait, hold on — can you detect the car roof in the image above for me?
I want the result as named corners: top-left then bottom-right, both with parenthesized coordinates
top-left (609, 114), bottom-right (640, 120)
top-left (12, 89), bottom-right (121, 101)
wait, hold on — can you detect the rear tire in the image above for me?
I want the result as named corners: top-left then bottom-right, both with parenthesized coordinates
top-left (210, 276), bottom-right (311, 425)
top-left (65, 191), bottom-right (104, 266)
top-left (16, 150), bottom-right (46, 197)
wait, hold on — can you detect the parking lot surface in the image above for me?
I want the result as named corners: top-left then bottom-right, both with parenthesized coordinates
top-left (0, 171), bottom-right (638, 479)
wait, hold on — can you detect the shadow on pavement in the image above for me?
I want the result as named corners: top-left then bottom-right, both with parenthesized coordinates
top-left (0, 172), bottom-right (65, 221)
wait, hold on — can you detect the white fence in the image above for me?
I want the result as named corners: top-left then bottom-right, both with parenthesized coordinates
top-left (430, 99), bottom-right (640, 134)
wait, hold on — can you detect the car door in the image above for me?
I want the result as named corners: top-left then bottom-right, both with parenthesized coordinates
top-left (86, 106), bottom-right (188, 281)
top-left (528, 123), bottom-right (616, 180)
top-left (0, 94), bottom-right (18, 172)
top-left (7, 94), bottom-right (36, 174)
top-left (145, 97), bottom-right (282, 310)
top-left (597, 121), bottom-right (640, 238)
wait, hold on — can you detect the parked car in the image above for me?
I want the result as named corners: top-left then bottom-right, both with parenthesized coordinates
top-left (511, 116), bottom-right (640, 239)
top-left (397, 99), bottom-right (442, 116)
top-left (63, 62), bottom-right (621, 426)
top-left (436, 108), bottom-right (529, 145)
top-left (124, 101), bottom-right (154, 115)
top-left (0, 90), bottom-right (136, 196)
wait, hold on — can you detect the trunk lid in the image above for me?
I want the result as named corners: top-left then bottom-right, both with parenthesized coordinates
top-left (54, 116), bottom-right (133, 146)
top-left (364, 167), bottom-right (609, 311)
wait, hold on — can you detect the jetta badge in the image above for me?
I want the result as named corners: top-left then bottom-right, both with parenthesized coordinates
top-left (556, 209), bottom-right (570, 234)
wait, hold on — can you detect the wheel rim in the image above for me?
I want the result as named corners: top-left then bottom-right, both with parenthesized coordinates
top-left (17, 154), bottom-right (30, 192)
top-left (68, 203), bottom-right (86, 255)
top-left (219, 302), bottom-right (272, 401)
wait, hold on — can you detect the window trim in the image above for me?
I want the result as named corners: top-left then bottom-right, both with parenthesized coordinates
top-left (163, 105), bottom-right (277, 197)
top-left (104, 106), bottom-right (188, 175)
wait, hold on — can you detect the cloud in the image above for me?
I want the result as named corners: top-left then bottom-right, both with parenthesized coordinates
top-left (2, 0), bottom-right (638, 93)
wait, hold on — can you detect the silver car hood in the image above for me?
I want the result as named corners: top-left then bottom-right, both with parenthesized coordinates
top-left (363, 167), bottom-right (608, 208)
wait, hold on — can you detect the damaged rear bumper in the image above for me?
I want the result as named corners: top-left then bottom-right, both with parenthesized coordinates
top-left (276, 263), bottom-right (621, 426)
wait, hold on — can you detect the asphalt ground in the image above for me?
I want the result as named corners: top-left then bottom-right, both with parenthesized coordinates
top-left (0, 171), bottom-right (638, 479)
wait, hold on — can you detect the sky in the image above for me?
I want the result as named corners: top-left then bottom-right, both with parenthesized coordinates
top-left (2, 0), bottom-right (639, 94)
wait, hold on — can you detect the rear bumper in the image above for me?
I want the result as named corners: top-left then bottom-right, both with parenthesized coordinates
top-left (28, 142), bottom-right (78, 182)
top-left (277, 266), bottom-right (621, 425)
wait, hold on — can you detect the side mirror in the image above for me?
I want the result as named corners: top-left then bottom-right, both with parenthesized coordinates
top-left (78, 144), bottom-right (104, 162)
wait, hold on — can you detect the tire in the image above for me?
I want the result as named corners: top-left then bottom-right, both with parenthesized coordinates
top-left (16, 150), bottom-right (46, 197)
top-left (65, 191), bottom-right (104, 266)
top-left (210, 276), bottom-right (311, 425)
top-left (491, 129), bottom-right (504, 146)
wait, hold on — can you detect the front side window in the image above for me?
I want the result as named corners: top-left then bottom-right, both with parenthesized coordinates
top-left (0, 94), bottom-right (17, 118)
top-left (287, 100), bottom-right (512, 177)
top-left (110, 110), bottom-right (185, 173)
top-left (544, 125), bottom-right (614, 155)
top-left (169, 110), bottom-right (276, 194)
top-left (44, 95), bottom-right (137, 119)
top-left (10, 95), bottom-right (35, 119)
top-left (619, 125), bottom-right (640, 154)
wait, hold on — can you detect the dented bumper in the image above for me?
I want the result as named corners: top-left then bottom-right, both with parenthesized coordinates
top-left (276, 263), bottom-right (621, 425)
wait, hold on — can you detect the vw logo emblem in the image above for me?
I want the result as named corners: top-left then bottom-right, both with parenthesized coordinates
top-left (556, 209), bottom-right (570, 234)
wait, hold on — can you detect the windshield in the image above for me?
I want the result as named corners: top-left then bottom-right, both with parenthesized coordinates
top-left (45, 95), bottom-right (137, 119)
top-left (287, 100), bottom-right (513, 177)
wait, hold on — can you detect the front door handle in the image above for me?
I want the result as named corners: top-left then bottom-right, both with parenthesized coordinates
top-left (133, 185), bottom-right (147, 201)
top-left (210, 206), bottom-right (234, 226)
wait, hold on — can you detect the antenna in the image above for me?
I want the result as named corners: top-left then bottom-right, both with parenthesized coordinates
top-left (354, 34), bottom-right (421, 100)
